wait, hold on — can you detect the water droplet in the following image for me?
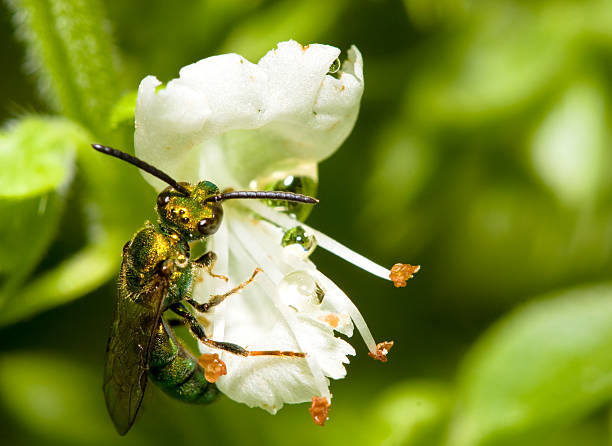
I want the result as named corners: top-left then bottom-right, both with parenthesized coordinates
top-left (281, 226), bottom-right (316, 257)
top-left (278, 271), bottom-right (322, 310)
top-left (263, 175), bottom-right (318, 221)
top-left (315, 283), bottom-right (325, 304)
top-left (328, 58), bottom-right (341, 75)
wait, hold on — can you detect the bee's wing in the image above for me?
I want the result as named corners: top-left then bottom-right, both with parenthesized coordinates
top-left (103, 273), bottom-right (167, 435)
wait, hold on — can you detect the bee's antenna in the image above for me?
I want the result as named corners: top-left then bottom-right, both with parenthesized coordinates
top-left (91, 144), bottom-right (191, 196)
top-left (204, 190), bottom-right (318, 205)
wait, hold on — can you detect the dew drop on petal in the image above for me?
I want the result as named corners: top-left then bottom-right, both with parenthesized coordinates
top-left (281, 226), bottom-right (317, 258)
top-left (278, 271), bottom-right (322, 311)
top-left (327, 57), bottom-right (341, 75)
top-left (261, 175), bottom-right (318, 221)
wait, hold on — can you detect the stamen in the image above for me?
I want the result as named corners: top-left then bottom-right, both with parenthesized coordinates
top-left (309, 396), bottom-right (331, 426)
top-left (244, 201), bottom-right (412, 282)
top-left (389, 263), bottom-right (420, 288)
top-left (198, 353), bottom-right (227, 382)
top-left (227, 215), bottom-right (332, 399)
top-left (235, 205), bottom-right (407, 357)
top-left (311, 270), bottom-right (377, 353)
top-left (367, 341), bottom-right (394, 362)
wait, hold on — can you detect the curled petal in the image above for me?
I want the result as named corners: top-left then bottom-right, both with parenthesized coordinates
top-left (135, 40), bottom-right (364, 189)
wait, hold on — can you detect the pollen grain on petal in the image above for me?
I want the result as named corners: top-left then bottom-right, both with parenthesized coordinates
top-left (318, 313), bottom-right (340, 328)
top-left (198, 353), bottom-right (227, 383)
top-left (309, 396), bottom-right (331, 426)
top-left (389, 263), bottom-right (420, 288)
top-left (368, 341), bottom-right (394, 363)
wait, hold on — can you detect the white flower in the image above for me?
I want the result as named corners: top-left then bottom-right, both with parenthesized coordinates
top-left (134, 40), bottom-right (418, 422)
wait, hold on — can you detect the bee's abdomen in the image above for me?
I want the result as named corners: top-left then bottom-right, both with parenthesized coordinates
top-left (149, 322), bottom-right (218, 404)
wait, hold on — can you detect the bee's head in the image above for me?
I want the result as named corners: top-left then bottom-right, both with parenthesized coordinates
top-left (156, 181), bottom-right (223, 241)
top-left (91, 144), bottom-right (319, 241)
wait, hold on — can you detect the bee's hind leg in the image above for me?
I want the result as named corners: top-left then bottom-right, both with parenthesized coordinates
top-left (170, 303), bottom-right (305, 358)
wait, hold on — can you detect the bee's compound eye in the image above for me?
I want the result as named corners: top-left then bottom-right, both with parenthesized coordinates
top-left (157, 193), bottom-right (171, 208)
top-left (197, 205), bottom-right (223, 236)
top-left (197, 218), bottom-right (219, 236)
top-left (197, 219), bottom-right (212, 235)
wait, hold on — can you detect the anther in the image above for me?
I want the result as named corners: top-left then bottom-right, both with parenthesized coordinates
top-left (368, 341), bottom-right (394, 362)
top-left (309, 396), bottom-right (331, 426)
top-left (389, 264), bottom-right (420, 288)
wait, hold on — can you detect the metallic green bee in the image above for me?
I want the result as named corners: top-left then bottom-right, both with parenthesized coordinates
top-left (92, 144), bottom-right (316, 435)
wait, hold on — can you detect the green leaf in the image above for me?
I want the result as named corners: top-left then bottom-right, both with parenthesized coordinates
top-left (518, 414), bottom-right (608, 446)
top-left (0, 114), bottom-right (154, 326)
top-left (0, 118), bottom-right (76, 198)
top-left (0, 151), bottom-right (155, 325)
top-left (405, 4), bottom-right (570, 127)
top-left (108, 90), bottom-right (136, 132)
top-left (529, 79), bottom-right (607, 207)
top-left (447, 283), bottom-right (612, 446)
top-left (402, 0), bottom-right (467, 28)
top-left (0, 116), bottom-right (86, 309)
top-left (369, 380), bottom-right (451, 446)
top-left (360, 119), bottom-right (437, 255)
top-left (107, 1), bottom-right (262, 83)
top-left (0, 236), bottom-right (119, 326)
top-left (7, 0), bottom-right (121, 137)
top-left (0, 352), bottom-right (127, 444)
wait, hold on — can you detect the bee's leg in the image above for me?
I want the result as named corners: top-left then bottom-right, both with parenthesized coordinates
top-left (194, 251), bottom-right (216, 267)
top-left (166, 318), bottom-right (184, 328)
top-left (170, 303), bottom-right (305, 358)
top-left (171, 303), bottom-right (248, 356)
top-left (187, 267), bottom-right (262, 313)
top-left (193, 251), bottom-right (228, 282)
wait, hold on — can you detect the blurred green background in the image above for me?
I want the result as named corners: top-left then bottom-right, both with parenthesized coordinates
top-left (2, 0), bottom-right (612, 445)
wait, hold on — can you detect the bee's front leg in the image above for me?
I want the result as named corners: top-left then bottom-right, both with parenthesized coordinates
top-left (194, 251), bottom-right (228, 282)
top-left (187, 267), bottom-right (261, 313)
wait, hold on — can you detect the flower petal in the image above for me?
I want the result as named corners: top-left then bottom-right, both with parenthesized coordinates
top-left (135, 40), bottom-right (364, 190)
top-left (195, 208), bottom-right (356, 413)
top-left (134, 75), bottom-right (212, 189)
top-left (133, 40), bottom-right (376, 416)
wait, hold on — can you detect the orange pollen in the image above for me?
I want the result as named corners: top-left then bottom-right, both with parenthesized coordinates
top-left (198, 353), bottom-right (227, 383)
top-left (368, 341), bottom-right (394, 363)
top-left (319, 313), bottom-right (340, 328)
top-left (389, 263), bottom-right (420, 288)
top-left (309, 396), bottom-right (331, 426)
